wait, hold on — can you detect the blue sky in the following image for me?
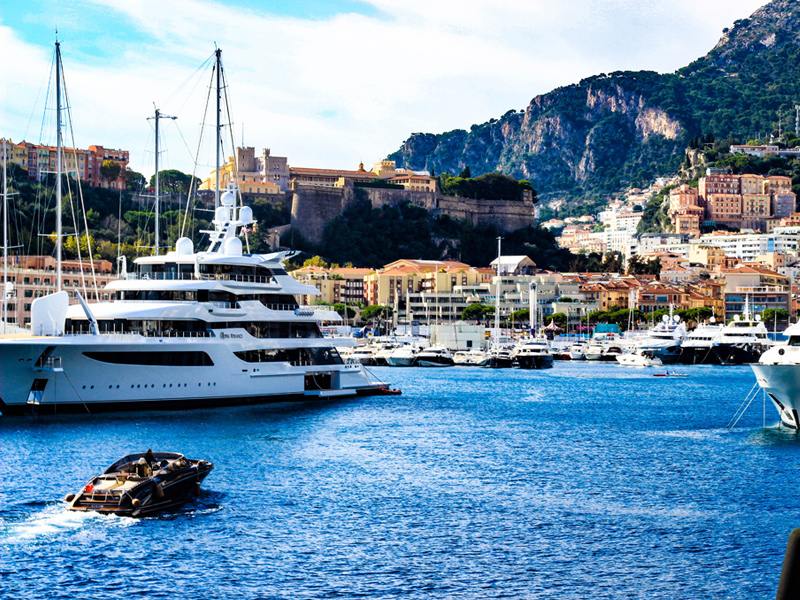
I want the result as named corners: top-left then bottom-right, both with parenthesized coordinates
top-left (0, 0), bottom-right (768, 178)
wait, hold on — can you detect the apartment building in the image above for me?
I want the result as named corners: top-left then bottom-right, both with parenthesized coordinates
top-left (2, 256), bottom-right (116, 326)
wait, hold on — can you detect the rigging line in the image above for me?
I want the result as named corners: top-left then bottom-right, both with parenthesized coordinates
top-left (181, 61), bottom-right (215, 238)
top-left (161, 52), bottom-right (215, 111)
top-left (25, 53), bottom-right (54, 144)
top-left (169, 54), bottom-right (215, 113)
top-left (37, 51), bottom-right (57, 147)
top-left (221, 67), bottom-right (250, 253)
top-left (61, 66), bottom-right (99, 298)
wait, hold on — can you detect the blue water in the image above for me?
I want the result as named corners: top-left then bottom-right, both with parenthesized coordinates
top-left (1, 363), bottom-right (799, 599)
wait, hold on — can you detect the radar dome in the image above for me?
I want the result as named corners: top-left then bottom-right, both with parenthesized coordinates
top-left (735, 315), bottom-right (741, 321)
top-left (673, 315), bottom-right (680, 322)
top-left (215, 206), bottom-right (228, 222)
top-left (662, 315), bottom-right (669, 322)
top-left (175, 237), bottom-right (194, 256)
top-left (710, 316), bottom-right (716, 323)
top-left (223, 236), bottom-right (243, 256)
top-left (221, 190), bottom-right (235, 207)
top-left (239, 206), bottom-right (254, 223)
top-left (755, 314), bottom-right (762, 322)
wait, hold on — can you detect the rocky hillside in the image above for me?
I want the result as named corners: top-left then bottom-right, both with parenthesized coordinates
top-left (388, 0), bottom-right (800, 206)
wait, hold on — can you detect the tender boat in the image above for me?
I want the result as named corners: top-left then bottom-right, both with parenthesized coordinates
top-left (616, 349), bottom-right (663, 368)
top-left (512, 338), bottom-right (554, 369)
top-left (414, 346), bottom-right (454, 367)
top-left (65, 452), bottom-right (213, 517)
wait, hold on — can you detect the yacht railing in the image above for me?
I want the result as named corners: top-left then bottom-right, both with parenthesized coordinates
top-left (64, 329), bottom-right (211, 338)
top-left (123, 272), bottom-right (276, 284)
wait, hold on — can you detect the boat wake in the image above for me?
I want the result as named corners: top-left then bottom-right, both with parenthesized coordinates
top-left (2, 503), bottom-right (135, 545)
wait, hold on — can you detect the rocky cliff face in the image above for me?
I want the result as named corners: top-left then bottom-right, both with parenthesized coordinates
top-left (388, 0), bottom-right (800, 206)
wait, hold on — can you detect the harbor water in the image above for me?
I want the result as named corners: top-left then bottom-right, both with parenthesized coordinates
top-left (2, 362), bottom-right (799, 598)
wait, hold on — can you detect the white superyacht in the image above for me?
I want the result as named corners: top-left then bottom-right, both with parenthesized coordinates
top-left (0, 191), bottom-right (387, 415)
top-left (0, 44), bottom-right (387, 415)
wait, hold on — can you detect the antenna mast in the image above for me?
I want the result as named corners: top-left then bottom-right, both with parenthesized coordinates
top-left (149, 106), bottom-right (177, 256)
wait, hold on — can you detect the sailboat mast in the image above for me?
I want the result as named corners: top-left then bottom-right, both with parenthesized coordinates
top-left (215, 48), bottom-right (222, 210)
top-left (55, 40), bottom-right (63, 292)
top-left (494, 237), bottom-right (501, 351)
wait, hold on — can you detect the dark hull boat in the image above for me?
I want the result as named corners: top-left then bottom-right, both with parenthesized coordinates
top-left (515, 354), bottom-right (554, 369)
top-left (66, 452), bottom-right (213, 517)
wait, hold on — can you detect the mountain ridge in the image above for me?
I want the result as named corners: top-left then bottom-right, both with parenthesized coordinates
top-left (388, 0), bottom-right (800, 207)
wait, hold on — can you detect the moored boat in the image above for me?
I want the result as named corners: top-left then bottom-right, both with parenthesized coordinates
top-left (751, 322), bottom-right (800, 427)
top-left (512, 338), bottom-right (554, 369)
top-left (65, 451), bottom-right (213, 517)
top-left (616, 349), bottom-right (663, 368)
top-left (414, 346), bottom-right (454, 367)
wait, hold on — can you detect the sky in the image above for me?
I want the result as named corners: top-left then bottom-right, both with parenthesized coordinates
top-left (0, 0), bottom-right (768, 179)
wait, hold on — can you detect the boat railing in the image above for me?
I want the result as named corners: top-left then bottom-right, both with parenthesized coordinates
top-left (123, 272), bottom-right (276, 284)
top-left (64, 329), bottom-right (211, 338)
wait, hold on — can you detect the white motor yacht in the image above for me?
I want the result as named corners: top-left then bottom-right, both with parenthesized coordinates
top-left (711, 312), bottom-right (772, 365)
top-left (567, 343), bottom-right (586, 360)
top-left (385, 345), bottom-right (420, 367)
top-left (633, 314), bottom-right (686, 364)
top-left (453, 349), bottom-right (486, 366)
top-left (414, 346), bottom-right (454, 367)
top-left (616, 349), bottom-right (663, 368)
top-left (512, 338), bottom-right (554, 369)
top-left (0, 46), bottom-right (388, 415)
top-left (752, 322), bottom-right (800, 427)
top-left (679, 320), bottom-right (723, 364)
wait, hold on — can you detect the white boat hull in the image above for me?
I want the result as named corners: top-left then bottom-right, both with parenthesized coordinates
top-left (0, 334), bottom-right (381, 415)
top-left (751, 363), bottom-right (800, 428)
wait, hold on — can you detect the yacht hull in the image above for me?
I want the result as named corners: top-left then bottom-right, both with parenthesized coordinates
top-left (751, 364), bottom-right (800, 428)
top-left (711, 344), bottom-right (763, 365)
top-left (515, 355), bottom-right (554, 369)
top-left (679, 346), bottom-right (717, 365)
top-left (0, 336), bottom-right (384, 416)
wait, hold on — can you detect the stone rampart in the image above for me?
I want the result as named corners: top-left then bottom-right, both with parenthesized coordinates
top-left (290, 184), bottom-right (536, 245)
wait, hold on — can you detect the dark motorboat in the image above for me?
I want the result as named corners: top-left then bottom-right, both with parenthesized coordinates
top-left (513, 339), bottom-right (554, 369)
top-left (66, 452), bottom-right (213, 517)
top-left (479, 348), bottom-right (514, 368)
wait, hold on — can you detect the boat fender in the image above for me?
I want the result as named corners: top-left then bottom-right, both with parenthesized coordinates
top-left (779, 348), bottom-right (785, 356)
top-left (131, 498), bottom-right (142, 507)
top-left (195, 482), bottom-right (201, 495)
top-left (155, 483), bottom-right (165, 498)
top-left (64, 493), bottom-right (75, 503)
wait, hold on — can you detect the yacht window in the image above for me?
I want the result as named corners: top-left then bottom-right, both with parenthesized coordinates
top-left (233, 347), bottom-right (342, 365)
top-left (788, 337), bottom-right (800, 347)
top-left (83, 351), bottom-right (214, 366)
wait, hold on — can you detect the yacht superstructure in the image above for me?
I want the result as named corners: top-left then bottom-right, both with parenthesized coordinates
top-left (0, 192), bottom-right (386, 415)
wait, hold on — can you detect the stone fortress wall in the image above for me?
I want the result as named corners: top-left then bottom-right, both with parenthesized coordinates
top-left (290, 181), bottom-right (536, 245)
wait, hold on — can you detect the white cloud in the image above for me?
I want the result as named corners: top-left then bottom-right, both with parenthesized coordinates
top-left (0, 0), bottom-right (767, 177)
